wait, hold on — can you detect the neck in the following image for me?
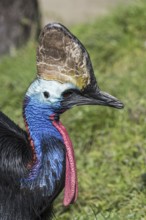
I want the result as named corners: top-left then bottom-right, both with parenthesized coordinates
top-left (21, 104), bottom-right (65, 198)
top-left (22, 100), bottom-right (78, 206)
top-left (24, 104), bottom-right (63, 164)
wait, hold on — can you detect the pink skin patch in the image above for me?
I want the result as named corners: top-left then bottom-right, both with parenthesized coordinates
top-left (52, 119), bottom-right (78, 206)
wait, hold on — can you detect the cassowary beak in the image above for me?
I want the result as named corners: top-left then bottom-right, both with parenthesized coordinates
top-left (61, 89), bottom-right (124, 109)
top-left (79, 90), bottom-right (124, 109)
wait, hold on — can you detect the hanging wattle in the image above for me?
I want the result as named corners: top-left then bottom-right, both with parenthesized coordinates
top-left (52, 119), bottom-right (78, 206)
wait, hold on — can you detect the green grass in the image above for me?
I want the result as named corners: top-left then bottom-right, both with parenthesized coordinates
top-left (1, 0), bottom-right (146, 219)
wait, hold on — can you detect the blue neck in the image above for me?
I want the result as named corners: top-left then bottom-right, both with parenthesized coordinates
top-left (21, 98), bottom-right (65, 196)
top-left (24, 99), bottom-right (63, 161)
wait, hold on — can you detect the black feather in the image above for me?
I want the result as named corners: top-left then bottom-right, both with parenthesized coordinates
top-left (0, 111), bottom-right (31, 183)
top-left (0, 111), bottom-right (65, 219)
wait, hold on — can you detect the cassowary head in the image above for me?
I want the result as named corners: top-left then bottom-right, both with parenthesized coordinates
top-left (24, 23), bottom-right (123, 117)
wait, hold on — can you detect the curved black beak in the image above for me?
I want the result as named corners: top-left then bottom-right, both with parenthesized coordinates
top-left (83, 90), bottom-right (124, 109)
top-left (61, 89), bottom-right (124, 109)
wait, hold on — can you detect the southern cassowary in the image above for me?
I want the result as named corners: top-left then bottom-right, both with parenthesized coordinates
top-left (0, 23), bottom-right (124, 220)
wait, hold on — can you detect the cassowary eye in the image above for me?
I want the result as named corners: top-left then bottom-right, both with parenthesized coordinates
top-left (43, 91), bottom-right (50, 98)
top-left (62, 90), bottom-right (74, 98)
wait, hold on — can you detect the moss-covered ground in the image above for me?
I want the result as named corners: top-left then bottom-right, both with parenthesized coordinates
top-left (0, 1), bottom-right (146, 219)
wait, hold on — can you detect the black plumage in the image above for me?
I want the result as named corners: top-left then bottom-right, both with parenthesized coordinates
top-left (0, 112), bottom-right (65, 219)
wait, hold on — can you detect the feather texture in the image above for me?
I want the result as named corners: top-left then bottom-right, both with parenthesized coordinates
top-left (0, 111), bottom-right (31, 183)
top-left (0, 111), bottom-right (65, 220)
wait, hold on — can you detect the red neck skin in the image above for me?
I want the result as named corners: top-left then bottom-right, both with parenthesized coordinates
top-left (52, 117), bottom-right (78, 206)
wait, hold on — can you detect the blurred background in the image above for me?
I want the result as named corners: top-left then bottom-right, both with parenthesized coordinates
top-left (39, 0), bottom-right (133, 26)
top-left (0, 0), bottom-right (146, 219)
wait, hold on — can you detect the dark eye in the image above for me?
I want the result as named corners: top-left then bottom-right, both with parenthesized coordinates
top-left (62, 90), bottom-right (74, 98)
top-left (43, 91), bottom-right (50, 98)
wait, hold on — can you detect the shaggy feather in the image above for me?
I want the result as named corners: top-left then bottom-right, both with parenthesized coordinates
top-left (0, 111), bottom-right (65, 220)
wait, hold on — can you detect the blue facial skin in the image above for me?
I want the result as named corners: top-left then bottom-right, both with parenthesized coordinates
top-left (21, 92), bottom-right (65, 196)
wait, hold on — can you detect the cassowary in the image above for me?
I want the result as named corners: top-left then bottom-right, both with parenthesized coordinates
top-left (0, 23), bottom-right (124, 220)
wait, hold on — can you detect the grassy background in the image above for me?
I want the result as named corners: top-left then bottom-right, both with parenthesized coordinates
top-left (1, 0), bottom-right (146, 219)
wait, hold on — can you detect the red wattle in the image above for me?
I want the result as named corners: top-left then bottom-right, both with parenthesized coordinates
top-left (52, 120), bottom-right (78, 206)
